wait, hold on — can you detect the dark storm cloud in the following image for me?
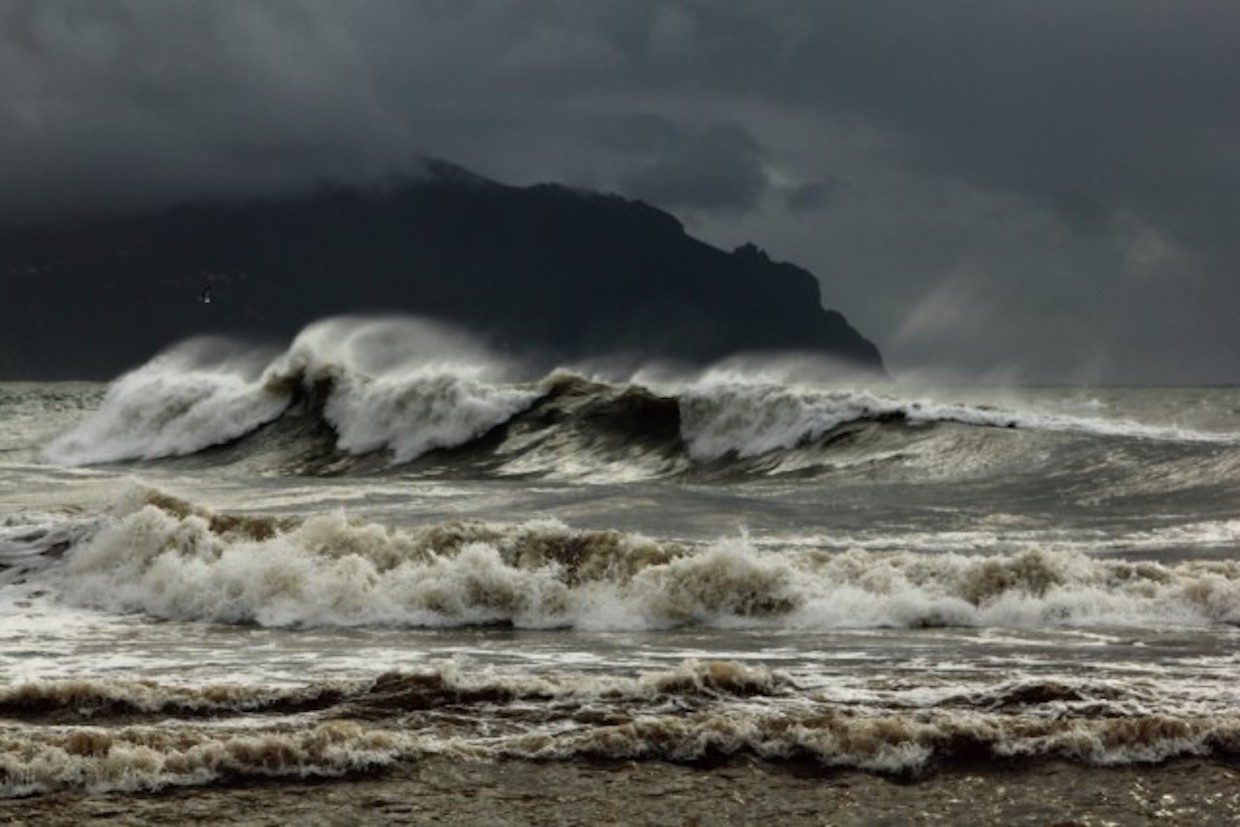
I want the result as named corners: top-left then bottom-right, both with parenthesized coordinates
top-left (618, 121), bottom-right (769, 211)
top-left (2, 0), bottom-right (1237, 381)
top-left (786, 178), bottom-right (849, 213)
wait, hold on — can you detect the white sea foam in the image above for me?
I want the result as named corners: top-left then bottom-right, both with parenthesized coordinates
top-left (320, 371), bottom-right (536, 463)
top-left (0, 722), bottom-right (408, 797)
top-left (483, 708), bottom-right (1240, 772)
top-left (677, 377), bottom-right (1236, 461)
top-left (270, 318), bottom-right (537, 462)
top-left (45, 318), bottom-right (538, 466)
top-left (41, 487), bottom-right (1240, 631)
top-left (759, 519), bottom-right (1240, 556)
top-left (3, 661), bottom-right (1240, 795)
top-left (0, 511), bottom-right (99, 572)
top-left (7, 705), bottom-right (1237, 796)
top-left (0, 660), bottom-right (785, 720)
top-left (43, 339), bottom-right (287, 465)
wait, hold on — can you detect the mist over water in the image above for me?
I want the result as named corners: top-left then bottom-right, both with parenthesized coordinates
top-left (3, 317), bottom-right (1240, 797)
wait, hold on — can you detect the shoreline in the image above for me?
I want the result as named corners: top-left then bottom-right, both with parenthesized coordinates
top-left (7, 757), bottom-right (1240, 826)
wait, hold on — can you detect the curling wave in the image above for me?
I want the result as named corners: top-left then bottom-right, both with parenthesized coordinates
top-left (44, 319), bottom-right (537, 468)
top-left (41, 318), bottom-right (1239, 482)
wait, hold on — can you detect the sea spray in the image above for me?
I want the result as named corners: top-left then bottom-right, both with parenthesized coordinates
top-left (44, 338), bottom-right (287, 464)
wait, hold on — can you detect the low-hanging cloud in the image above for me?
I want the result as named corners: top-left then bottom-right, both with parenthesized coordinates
top-left (1, 0), bottom-right (1237, 382)
top-left (618, 121), bottom-right (769, 212)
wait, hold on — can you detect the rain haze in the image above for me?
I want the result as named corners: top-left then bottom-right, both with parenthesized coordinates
top-left (2, 0), bottom-right (1237, 382)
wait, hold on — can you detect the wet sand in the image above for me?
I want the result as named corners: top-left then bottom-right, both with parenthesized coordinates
top-left (5, 758), bottom-right (1239, 826)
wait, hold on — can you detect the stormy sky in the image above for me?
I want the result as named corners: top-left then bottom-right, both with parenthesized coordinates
top-left (3, 1), bottom-right (1237, 383)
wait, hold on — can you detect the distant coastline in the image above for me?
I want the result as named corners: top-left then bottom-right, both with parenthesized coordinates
top-left (0, 161), bottom-right (882, 380)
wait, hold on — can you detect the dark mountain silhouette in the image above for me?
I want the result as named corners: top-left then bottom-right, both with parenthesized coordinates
top-left (0, 161), bottom-right (882, 379)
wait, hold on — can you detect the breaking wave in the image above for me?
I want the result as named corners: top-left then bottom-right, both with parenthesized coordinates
top-left (42, 338), bottom-right (289, 465)
top-left (41, 318), bottom-right (1238, 481)
top-left (0, 722), bottom-right (406, 797)
top-left (0, 661), bottom-right (784, 723)
top-left (21, 485), bottom-right (1240, 631)
top-left (487, 709), bottom-right (1240, 773)
top-left (44, 318), bottom-right (536, 467)
top-left (4, 660), bottom-right (1240, 795)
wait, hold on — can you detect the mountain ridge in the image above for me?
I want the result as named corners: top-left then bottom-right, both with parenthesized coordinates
top-left (0, 160), bottom-right (883, 379)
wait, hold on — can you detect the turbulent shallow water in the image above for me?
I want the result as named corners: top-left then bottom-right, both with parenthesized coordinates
top-left (1, 319), bottom-right (1239, 800)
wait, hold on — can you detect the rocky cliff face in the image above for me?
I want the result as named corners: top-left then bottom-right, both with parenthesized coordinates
top-left (0, 162), bottom-right (882, 379)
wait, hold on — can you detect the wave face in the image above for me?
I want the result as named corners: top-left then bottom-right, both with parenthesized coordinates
top-left (45, 318), bottom-right (537, 468)
top-left (26, 485), bottom-right (1240, 631)
top-left (40, 318), bottom-right (1240, 484)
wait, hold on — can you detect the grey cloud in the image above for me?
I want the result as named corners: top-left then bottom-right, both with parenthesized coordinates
top-left (617, 121), bottom-right (769, 212)
top-left (0, 0), bottom-right (416, 220)
top-left (786, 178), bottom-right (848, 212)
top-left (1041, 190), bottom-right (1113, 239)
top-left (0, 0), bottom-right (1237, 381)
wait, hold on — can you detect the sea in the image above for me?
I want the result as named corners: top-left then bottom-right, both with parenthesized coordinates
top-left (1, 317), bottom-right (1238, 811)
